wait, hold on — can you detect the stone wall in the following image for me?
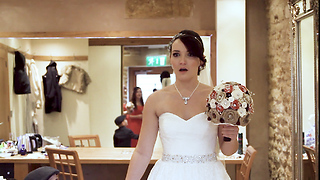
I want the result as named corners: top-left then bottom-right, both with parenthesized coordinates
top-left (267, 0), bottom-right (292, 179)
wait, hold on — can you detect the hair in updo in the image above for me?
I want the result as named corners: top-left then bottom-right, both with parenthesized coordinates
top-left (168, 30), bottom-right (207, 75)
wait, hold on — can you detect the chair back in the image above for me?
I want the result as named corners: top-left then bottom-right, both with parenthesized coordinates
top-left (303, 145), bottom-right (316, 177)
top-left (239, 145), bottom-right (257, 180)
top-left (68, 135), bottom-right (101, 147)
top-left (46, 147), bottom-right (84, 180)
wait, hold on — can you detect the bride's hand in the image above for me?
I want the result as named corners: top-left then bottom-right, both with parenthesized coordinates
top-left (219, 124), bottom-right (239, 140)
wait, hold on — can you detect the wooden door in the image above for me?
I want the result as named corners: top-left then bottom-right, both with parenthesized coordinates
top-left (0, 47), bottom-right (11, 140)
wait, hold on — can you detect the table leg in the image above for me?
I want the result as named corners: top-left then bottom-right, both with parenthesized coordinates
top-left (14, 163), bottom-right (29, 180)
top-left (235, 164), bottom-right (241, 180)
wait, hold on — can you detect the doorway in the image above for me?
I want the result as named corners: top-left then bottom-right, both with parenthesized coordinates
top-left (136, 73), bottom-right (176, 102)
top-left (128, 66), bottom-right (175, 102)
top-left (126, 66), bottom-right (173, 103)
top-left (122, 44), bottom-right (172, 104)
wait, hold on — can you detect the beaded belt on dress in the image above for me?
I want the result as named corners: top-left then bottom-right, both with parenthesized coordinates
top-left (162, 153), bottom-right (217, 163)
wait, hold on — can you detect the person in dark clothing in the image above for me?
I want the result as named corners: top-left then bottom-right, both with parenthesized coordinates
top-left (14, 51), bottom-right (31, 94)
top-left (42, 60), bottom-right (62, 113)
top-left (113, 115), bottom-right (139, 147)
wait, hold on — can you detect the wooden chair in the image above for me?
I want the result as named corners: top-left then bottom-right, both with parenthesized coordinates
top-left (238, 145), bottom-right (258, 180)
top-left (303, 145), bottom-right (316, 178)
top-left (68, 134), bottom-right (101, 147)
top-left (46, 147), bottom-right (84, 180)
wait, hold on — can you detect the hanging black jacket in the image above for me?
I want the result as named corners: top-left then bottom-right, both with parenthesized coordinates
top-left (14, 51), bottom-right (31, 94)
top-left (42, 60), bottom-right (62, 113)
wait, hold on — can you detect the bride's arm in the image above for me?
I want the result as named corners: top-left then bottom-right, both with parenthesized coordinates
top-left (125, 93), bottom-right (159, 180)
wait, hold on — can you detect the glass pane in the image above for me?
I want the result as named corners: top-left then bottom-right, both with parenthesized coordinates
top-left (301, 16), bottom-right (315, 148)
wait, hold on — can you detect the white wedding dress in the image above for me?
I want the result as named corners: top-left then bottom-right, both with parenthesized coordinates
top-left (148, 112), bottom-right (230, 180)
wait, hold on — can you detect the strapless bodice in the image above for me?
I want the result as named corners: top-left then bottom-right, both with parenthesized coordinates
top-left (159, 112), bottom-right (217, 155)
top-left (148, 112), bottom-right (230, 180)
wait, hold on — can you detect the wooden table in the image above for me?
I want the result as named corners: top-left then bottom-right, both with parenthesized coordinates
top-left (0, 147), bottom-right (243, 180)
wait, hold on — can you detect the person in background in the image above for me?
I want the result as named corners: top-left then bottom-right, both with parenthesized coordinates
top-left (126, 87), bottom-right (144, 147)
top-left (160, 70), bottom-right (171, 89)
top-left (113, 115), bottom-right (139, 147)
top-left (125, 30), bottom-right (239, 180)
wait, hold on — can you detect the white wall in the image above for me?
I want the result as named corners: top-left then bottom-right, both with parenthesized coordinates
top-left (217, 0), bottom-right (245, 85)
top-left (31, 39), bottom-right (91, 145)
top-left (199, 36), bottom-right (212, 86)
top-left (217, 0), bottom-right (247, 149)
top-left (88, 46), bottom-right (122, 147)
top-left (301, 16), bottom-right (315, 146)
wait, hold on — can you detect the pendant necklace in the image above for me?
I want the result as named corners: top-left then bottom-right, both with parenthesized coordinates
top-left (174, 82), bottom-right (200, 105)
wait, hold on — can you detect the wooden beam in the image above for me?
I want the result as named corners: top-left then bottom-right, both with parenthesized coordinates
top-left (0, 30), bottom-right (215, 38)
top-left (0, 43), bottom-right (16, 54)
top-left (0, 43), bottom-right (33, 59)
top-left (33, 55), bottom-right (88, 61)
top-left (89, 38), bottom-right (172, 46)
top-left (210, 33), bottom-right (217, 86)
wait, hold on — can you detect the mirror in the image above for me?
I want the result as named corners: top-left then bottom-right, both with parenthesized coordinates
top-left (289, 0), bottom-right (319, 179)
top-left (0, 33), bottom-right (215, 147)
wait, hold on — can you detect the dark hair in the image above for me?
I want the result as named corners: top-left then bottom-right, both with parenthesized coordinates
top-left (115, 115), bottom-right (126, 126)
top-left (131, 87), bottom-right (144, 109)
top-left (168, 30), bottom-right (206, 75)
top-left (160, 71), bottom-right (170, 83)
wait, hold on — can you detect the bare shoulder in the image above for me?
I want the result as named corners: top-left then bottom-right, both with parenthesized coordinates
top-left (144, 85), bottom-right (173, 105)
top-left (198, 83), bottom-right (214, 96)
top-left (143, 85), bottom-right (175, 116)
top-left (145, 85), bottom-right (173, 103)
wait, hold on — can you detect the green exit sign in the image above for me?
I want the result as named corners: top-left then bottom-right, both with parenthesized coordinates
top-left (146, 55), bottom-right (167, 66)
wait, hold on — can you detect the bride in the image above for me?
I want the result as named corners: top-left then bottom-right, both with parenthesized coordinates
top-left (125, 30), bottom-right (239, 180)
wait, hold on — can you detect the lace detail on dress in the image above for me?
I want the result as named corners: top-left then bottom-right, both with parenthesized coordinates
top-left (162, 153), bottom-right (217, 163)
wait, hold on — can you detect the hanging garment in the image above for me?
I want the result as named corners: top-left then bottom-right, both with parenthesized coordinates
top-left (42, 60), bottom-right (62, 114)
top-left (59, 65), bottom-right (91, 94)
top-left (14, 51), bottom-right (31, 94)
top-left (26, 59), bottom-right (43, 133)
top-left (26, 59), bottom-right (43, 109)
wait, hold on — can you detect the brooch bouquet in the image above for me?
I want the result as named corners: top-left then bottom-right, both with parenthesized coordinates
top-left (206, 82), bottom-right (254, 126)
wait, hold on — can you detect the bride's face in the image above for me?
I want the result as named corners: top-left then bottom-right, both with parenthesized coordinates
top-left (170, 39), bottom-right (201, 80)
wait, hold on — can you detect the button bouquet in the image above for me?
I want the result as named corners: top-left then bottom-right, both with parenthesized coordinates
top-left (126, 102), bottom-right (135, 113)
top-left (206, 81), bottom-right (254, 126)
